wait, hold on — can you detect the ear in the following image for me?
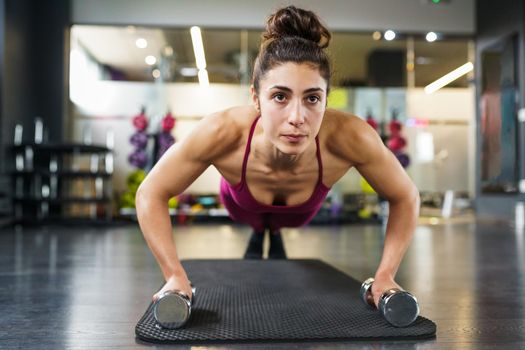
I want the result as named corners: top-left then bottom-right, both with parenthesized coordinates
top-left (250, 85), bottom-right (260, 113)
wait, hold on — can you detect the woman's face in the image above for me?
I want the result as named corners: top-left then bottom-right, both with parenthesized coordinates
top-left (252, 62), bottom-right (327, 156)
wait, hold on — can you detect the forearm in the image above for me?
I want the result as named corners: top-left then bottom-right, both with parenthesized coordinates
top-left (375, 193), bottom-right (420, 279)
top-left (136, 190), bottom-right (187, 281)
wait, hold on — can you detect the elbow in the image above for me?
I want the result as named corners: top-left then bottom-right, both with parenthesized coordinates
top-left (410, 186), bottom-right (421, 217)
top-left (389, 186), bottom-right (420, 216)
top-left (135, 182), bottom-right (169, 216)
top-left (135, 182), bottom-right (158, 215)
top-left (410, 185), bottom-right (420, 205)
top-left (135, 183), bottom-right (149, 215)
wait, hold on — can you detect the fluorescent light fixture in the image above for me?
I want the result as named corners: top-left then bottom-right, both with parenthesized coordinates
top-left (425, 32), bottom-right (437, 42)
top-left (135, 38), bottom-right (148, 48)
top-left (180, 67), bottom-right (199, 77)
top-left (145, 55), bottom-right (157, 65)
top-left (190, 26), bottom-right (207, 70)
top-left (424, 62), bottom-right (473, 94)
top-left (198, 69), bottom-right (209, 87)
top-left (384, 30), bottom-right (396, 41)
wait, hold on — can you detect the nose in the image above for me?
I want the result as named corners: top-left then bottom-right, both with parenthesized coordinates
top-left (287, 101), bottom-right (305, 127)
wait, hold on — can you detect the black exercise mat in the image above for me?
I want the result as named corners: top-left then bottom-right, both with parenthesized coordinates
top-left (135, 259), bottom-right (436, 344)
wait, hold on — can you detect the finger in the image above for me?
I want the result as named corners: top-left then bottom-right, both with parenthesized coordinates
top-left (153, 291), bottom-right (162, 302)
top-left (181, 289), bottom-right (192, 300)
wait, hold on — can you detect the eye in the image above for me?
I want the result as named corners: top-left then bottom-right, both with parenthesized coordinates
top-left (307, 95), bottom-right (321, 104)
top-left (272, 93), bottom-right (286, 102)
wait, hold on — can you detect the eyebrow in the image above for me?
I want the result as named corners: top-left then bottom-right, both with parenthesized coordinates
top-left (269, 85), bottom-right (325, 94)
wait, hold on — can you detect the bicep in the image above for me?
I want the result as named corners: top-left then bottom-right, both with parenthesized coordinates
top-left (137, 114), bottom-right (231, 200)
top-left (139, 140), bottom-right (210, 200)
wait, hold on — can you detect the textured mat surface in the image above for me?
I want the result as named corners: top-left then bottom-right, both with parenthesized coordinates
top-left (135, 259), bottom-right (436, 344)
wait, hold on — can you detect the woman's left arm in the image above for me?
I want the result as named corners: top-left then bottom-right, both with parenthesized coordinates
top-left (333, 113), bottom-right (420, 306)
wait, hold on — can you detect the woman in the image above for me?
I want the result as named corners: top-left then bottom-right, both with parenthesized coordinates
top-left (136, 6), bottom-right (419, 307)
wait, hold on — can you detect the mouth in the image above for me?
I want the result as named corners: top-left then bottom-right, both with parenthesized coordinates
top-left (282, 134), bottom-right (306, 143)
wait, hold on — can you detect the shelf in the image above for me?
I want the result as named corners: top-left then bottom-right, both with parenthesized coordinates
top-left (12, 143), bottom-right (111, 154)
top-left (13, 197), bottom-right (111, 204)
top-left (120, 207), bottom-right (230, 217)
top-left (10, 140), bottom-right (114, 224)
top-left (10, 170), bottom-right (112, 178)
top-left (11, 216), bottom-right (114, 226)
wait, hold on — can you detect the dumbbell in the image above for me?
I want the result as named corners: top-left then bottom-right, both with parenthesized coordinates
top-left (360, 277), bottom-right (419, 327)
top-left (153, 283), bottom-right (196, 329)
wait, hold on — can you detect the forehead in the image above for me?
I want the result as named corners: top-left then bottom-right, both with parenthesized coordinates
top-left (260, 62), bottom-right (326, 91)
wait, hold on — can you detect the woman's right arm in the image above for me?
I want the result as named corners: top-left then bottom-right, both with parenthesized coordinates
top-left (135, 112), bottom-right (239, 300)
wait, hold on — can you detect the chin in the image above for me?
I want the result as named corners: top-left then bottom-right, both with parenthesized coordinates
top-left (277, 142), bottom-right (307, 156)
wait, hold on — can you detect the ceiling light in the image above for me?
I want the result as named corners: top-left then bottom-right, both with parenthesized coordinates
top-left (145, 55), bottom-right (157, 65)
top-left (426, 32), bottom-right (438, 42)
top-left (136, 38), bottom-right (148, 49)
top-left (424, 62), bottom-right (473, 94)
top-left (190, 26), bottom-right (207, 70)
top-left (372, 31), bottom-right (381, 41)
top-left (152, 69), bottom-right (161, 79)
top-left (384, 30), bottom-right (396, 41)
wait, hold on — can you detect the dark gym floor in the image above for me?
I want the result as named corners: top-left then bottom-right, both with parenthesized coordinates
top-left (1, 216), bottom-right (524, 349)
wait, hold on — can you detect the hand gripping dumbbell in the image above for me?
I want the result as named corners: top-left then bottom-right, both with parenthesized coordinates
top-left (360, 277), bottom-right (419, 327)
top-left (153, 283), bottom-right (196, 329)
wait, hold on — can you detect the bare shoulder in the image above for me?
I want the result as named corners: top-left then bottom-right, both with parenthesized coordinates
top-left (180, 105), bottom-right (257, 163)
top-left (320, 109), bottom-right (384, 165)
top-left (220, 105), bottom-right (260, 130)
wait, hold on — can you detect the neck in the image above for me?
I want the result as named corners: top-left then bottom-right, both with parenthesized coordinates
top-left (266, 142), bottom-right (302, 170)
top-left (255, 133), bottom-right (314, 171)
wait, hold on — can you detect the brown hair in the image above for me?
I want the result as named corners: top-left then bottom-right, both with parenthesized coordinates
top-left (252, 6), bottom-right (332, 94)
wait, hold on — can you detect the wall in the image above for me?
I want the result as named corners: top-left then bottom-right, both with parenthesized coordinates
top-left (406, 88), bottom-right (476, 196)
top-left (1, 0), bottom-right (55, 217)
top-left (72, 0), bottom-right (475, 34)
top-left (0, 0), bottom-right (6, 216)
top-left (0, 0), bottom-right (70, 219)
top-left (475, 0), bottom-right (525, 219)
top-left (1, 0), bottom-right (36, 169)
top-left (341, 87), bottom-right (476, 196)
top-left (71, 81), bottom-right (251, 195)
top-left (1, 0), bottom-right (69, 147)
top-left (70, 81), bottom-right (475, 198)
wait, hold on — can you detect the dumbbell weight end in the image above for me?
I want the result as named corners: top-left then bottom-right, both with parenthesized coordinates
top-left (360, 277), bottom-right (419, 327)
top-left (153, 283), bottom-right (196, 329)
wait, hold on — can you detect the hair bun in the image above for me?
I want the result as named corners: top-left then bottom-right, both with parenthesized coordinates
top-left (263, 6), bottom-right (331, 49)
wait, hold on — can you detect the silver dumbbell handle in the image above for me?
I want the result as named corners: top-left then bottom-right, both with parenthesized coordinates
top-left (360, 277), bottom-right (376, 307)
top-left (161, 281), bottom-right (196, 301)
